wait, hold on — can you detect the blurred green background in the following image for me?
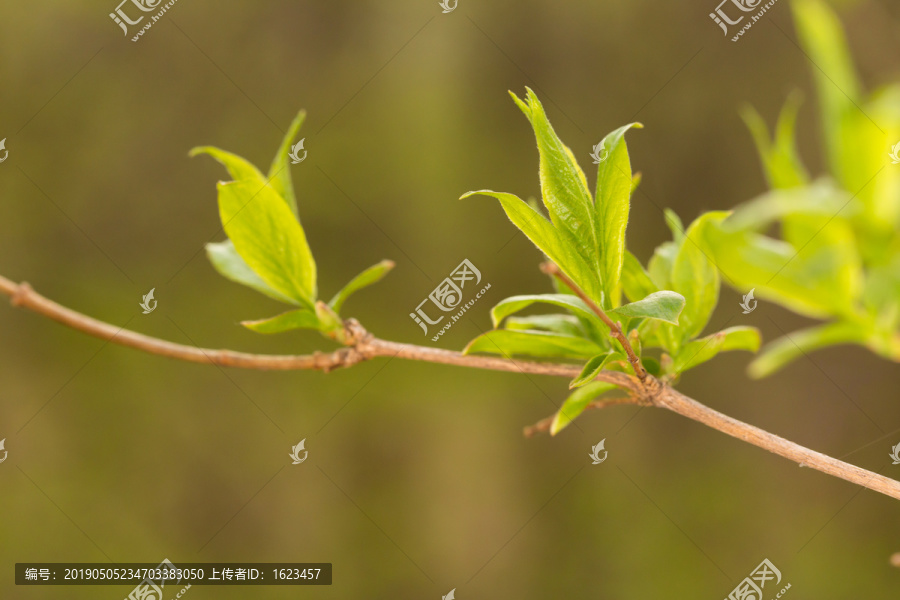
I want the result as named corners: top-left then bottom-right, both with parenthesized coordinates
top-left (1, 0), bottom-right (899, 598)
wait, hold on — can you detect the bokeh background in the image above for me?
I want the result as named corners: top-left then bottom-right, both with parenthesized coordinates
top-left (1, 0), bottom-right (899, 598)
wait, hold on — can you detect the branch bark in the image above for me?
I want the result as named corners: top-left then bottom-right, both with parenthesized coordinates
top-left (3, 273), bottom-right (899, 501)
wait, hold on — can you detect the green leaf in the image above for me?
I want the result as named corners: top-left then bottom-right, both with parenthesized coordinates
top-left (609, 291), bottom-right (685, 325)
top-left (648, 241), bottom-right (679, 291)
top-left (205, 240), bottom-right (298, 305)
top-left (463, 329), bottom-right (604, 360)
top-left (462, 190), bottom-right (603, 301)
top-left (748, 321), bottom-right (868, 378)
top-left (673, 326), bottom-right (761, 373)
top-left (267, 110), bottom-right (307, 216)
top-left (216, 180), bottom-right (317, 308)
top-left (594, 123), bottom-right (642, 307)
top-left (190, 146), bottom-right (268, 184)
top-left (671, 212), bottom-right (729, 339)
top-left (509, 89), bottom-right (598, 268)
top-left (569, 352), bottom-right (626, 388)
top-left (550, 381), bottom-right (619, 435)
top-left (621, 251), bottom-right (658, 303)
top-left (504, 314), bottom-right (584, 337)
top-left (490, 294), bottom-right (601, 329)
top-left (328, 259), bottom-right (395, 314)
top-left (664, 209), bottom-right (685, 243)
top-left (741, 93), bottom-right (809, 190)
top-left (241, 309), bottom-right (320, 334)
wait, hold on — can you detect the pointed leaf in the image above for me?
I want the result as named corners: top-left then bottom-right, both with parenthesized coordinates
top-left (609, 291), bottom-right (685, 325)
top-left (748, 321), bottom-right (867, 378)
top-left (267, 110), bottom-right (307, 215)
top-left (504, 314), bottom-right (584, 337)
top-left (671, 212), bottom-right (729, 339)
top-left (673, 326), bottom-right (761, 373)
top-left (569, 352), bottom-right (626, 388)
top-left (463, 330), bottom-right (604, 360)
top-left (217, 180), bottom-right (317, 307)
top-left (621, 251), bottom-right (658, 303)
top-left (242, 309), bottom-right (320, 334)
top-left (550, 381), bottom-right (619, 435)
top-left (328, 259), bottom-right (395, 314)
top-left (190, 146), bottom-right (268, 183)
top-left (490, 294), bottom-right (601, 329)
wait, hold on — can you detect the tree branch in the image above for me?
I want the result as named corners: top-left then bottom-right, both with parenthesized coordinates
top-left (3, 273), bottom-right (900, 501)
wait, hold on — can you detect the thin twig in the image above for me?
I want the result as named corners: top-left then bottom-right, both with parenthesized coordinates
top-left (539, 262), bottom-right (648, 382)
top-left (3, 273), bottom-right (900, 501)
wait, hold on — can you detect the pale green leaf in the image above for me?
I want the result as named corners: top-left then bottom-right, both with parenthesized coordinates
top-left (621, 251), bottom-right (658, 303)
top-left (671, 212), bottom-right (729, 339)
top-left (267, 110), bottom-right (307, 215)
top-left (329, 259), bottom-right (395, 314)
top-left (550, 381), bottom-right (619, 435)
top-left (748, 321), bottom-right (868, 378)
top-left (609, 291), bottom-right (685, 325)
top-left (569, 352), bottom-right (626, 388)
top-left (504, 315), bottom-right (584, 337)
top-left (463, 329), bottom-right (604, 360)
top-left (241, 309), bottom-right (320, 334)
top-left (490, 294), bottom-right (601, 329)
top-left (205, 240), bottom-right (298, 305)
top-left (673, 326), bottom-right (761, 373)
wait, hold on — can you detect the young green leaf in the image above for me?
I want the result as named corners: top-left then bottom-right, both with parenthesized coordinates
top-left (206, 240), bottom-right (298, 305)
top-left (328, 259), bottom-right (395, 314)
top-left (550, 381), bottom-right (619, 435)
top-left (671, 212), bottom-right (729, 340)
top-left (267, 110), bottom-right (307, 215)
top-left (672, 326), bottom-right (761, 373)
top-left (190, 146), bottom-right (269, 184)
top-left (509, 89), bottom-right (598, 268)
top-left (608, 291), bottom-right (685, 325)
top-left (748, 321), bottom-right (867, 378)
top-left (490, 294), bottom-right (601, 329)
top-left (462, 190), bottom-right (604, 301)
top-left (504, 314), bottom-right (584, 337)
top-left (216, 180), bottom-right (317, 308)
top-left (621, 251), bottom-right (658, 303)
top-left (569, 351), bottom-right (626, 388)
top-left (463, 329), bottom-right (604, 360)
top-left (241, 309), bottom-right (320, 334)
top-left (741, 93), bottom-right (809, 190)
top-left (594, 123), bottom-right (642, 307)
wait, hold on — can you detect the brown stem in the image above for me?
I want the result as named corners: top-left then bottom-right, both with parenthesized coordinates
top-left (539, 262), bottom-right (648, 382)
top-left (3, 274), bottom-right (900, 501)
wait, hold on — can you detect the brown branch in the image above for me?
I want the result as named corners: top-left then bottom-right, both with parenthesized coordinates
top-left (539, 262), bottom-right (648, 382)
top-left (3, 273), bottom-right (900, 501)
